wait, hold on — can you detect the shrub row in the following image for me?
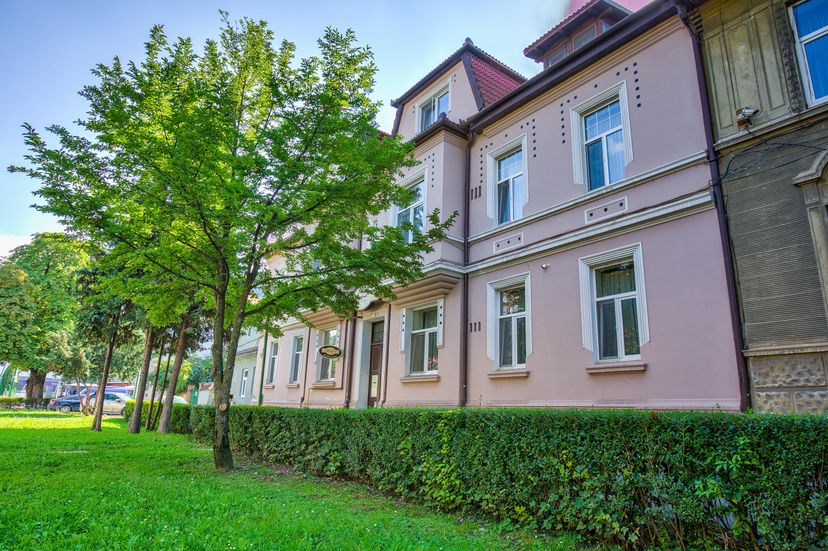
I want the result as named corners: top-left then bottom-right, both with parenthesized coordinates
top-left (0, 397), bottom-right (51, 409)
top-left (122, 400), bottom-right (192, 433)
top-left (177, 405), bottom-right (827, 549)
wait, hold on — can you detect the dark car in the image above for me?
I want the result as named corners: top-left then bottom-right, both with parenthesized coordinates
top-left (48, 395), bottom-right (82, 413)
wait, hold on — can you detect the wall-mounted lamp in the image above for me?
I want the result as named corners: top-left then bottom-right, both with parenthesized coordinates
top-left (540, 263), bottom-right (550, 270)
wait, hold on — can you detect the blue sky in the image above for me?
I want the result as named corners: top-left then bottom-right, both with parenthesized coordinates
top-left (0, 0), bottom-right (581, 255)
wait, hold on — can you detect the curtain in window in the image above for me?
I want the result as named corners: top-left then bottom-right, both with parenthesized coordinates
top-left (596, 263), bottom-right (635, 297)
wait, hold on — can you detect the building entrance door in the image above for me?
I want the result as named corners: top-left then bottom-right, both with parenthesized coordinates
top-left (367, 321), bottom-right (384, 407)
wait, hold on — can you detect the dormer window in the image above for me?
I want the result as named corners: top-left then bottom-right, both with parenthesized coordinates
top-left (573, 26), bottom-right (597, 50)
top-left (418, 86), bottom-right (449, 131)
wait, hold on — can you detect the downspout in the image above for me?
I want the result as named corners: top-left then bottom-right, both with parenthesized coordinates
top-left (677, 2), bottom-right (751, 411)
top-left (343, 315), bottom-right (357, 408)
top-left (257, 331), bottom-right (268, 406)
top-left (380, 302), bottom-right (392, 406)
top-left (299, 327), bottom-right (312, 408)
top-left (459, 133), bottom-right (473, 407)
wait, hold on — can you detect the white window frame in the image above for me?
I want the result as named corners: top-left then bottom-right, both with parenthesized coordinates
top-left (416, 81), bottom-right (451, 132)
top-left (240, 369), bottom-right (249, 398)
top-left (266, 341), bottom-right (278, 385)
top-left (486, 272), bottom-right (532, 370)
top-left (288, 334), bottom-right (304, 384)
top-left (399, 299), bottom-right (444, 354)
top-left (789, 0), bottom-right (828, 107)
top-left (316, 326), bottom-right (340, 382)
top-left (406, 304), bottom-right (440, 374)
top-left (486, 135), bottom-right (528, 224)
top-left (394, 170), bottom-right (427, 244)
top-left (578, 243), bottom-right (649, 361)
top-left (570, 82), bottom-right (633, 191)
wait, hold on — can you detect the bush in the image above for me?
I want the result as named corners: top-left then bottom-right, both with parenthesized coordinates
top-left (0, 397), bottom-right (51, 409)
top-left (182, 405), bottom-right (828, 548)
top-left (123, 400), bottom-right (191, 433)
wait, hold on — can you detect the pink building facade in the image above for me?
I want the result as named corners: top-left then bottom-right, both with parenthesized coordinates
top-left (250, 0), bottom-right (747, 411)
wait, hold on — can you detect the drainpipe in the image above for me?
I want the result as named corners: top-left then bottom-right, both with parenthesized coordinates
top-left (677, 2), bottom-right (751, 411)
top-left (380, 302), bottom-right (392, 406)
top-left (459, 133), bottom-right (473, 407)
top-left (299, 327), bottom-right (312, 408)
top-left (257, 331), bottom-right (268, 406)
top-left (343, 315), bottom-right (358, 408)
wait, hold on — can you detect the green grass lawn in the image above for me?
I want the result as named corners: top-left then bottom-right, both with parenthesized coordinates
top-left (0, 411), bottom-right (589, 550)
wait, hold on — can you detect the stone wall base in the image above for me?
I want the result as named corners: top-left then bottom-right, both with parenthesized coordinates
top-left (748, 346), bottom-right (828, 413)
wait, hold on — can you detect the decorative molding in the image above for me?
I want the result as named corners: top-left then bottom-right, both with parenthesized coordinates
top-left (469, 191), bottom-right (713, 276)
top-left (486, 272), bottom-right (532, 366)
top-left (793, 150), bottom-right (828, 186)
top-left (469, 150), bottom-right (707, 243)
top-left (487, 369), bottom-right (530, 379)
top-left (586, 361), bottom-right (647, 374)
top-left (400, 374), bottom-right (441, 383)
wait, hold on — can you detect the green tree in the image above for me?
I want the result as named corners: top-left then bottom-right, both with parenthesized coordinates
top-left (0, 233), bottom-right (87, 400)
top-left (12, 15), bottom-right (452, 470)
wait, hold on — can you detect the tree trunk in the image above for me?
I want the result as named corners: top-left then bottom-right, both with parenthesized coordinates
top-left (146, 340), bottom-right (168, 429)
top-left (127, 327), bottom-right (154, 433)
top-left (25, 370), bottom-right (47, 403)
top-left (151, 358), bottom-right (170, 430)
top-left (211, 286), bottom-right (234, 472)
top-left (75, 380), bottom-right (86, 415)
top-left (158, 317), bottom-right (190, 433)
top-left (91, 328), bottom-right (117, 432)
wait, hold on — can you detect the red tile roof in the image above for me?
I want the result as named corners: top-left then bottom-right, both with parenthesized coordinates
top-left (467, 53), bottom-right (525, 107)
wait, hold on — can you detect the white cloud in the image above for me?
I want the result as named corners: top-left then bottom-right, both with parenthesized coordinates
top-left (0, 234), bottom-right (32, 258)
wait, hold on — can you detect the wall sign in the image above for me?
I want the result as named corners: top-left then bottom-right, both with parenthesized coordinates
top-left (319, 345), bottom-right (342, 359)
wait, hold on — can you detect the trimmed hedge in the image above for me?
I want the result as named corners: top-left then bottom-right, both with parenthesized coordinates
top-left (122, 400), bottom-right (192, 433)
top-left (185, 406), bottom-right (827, 548)
top-left (0, 397), bottom-right (51, 409)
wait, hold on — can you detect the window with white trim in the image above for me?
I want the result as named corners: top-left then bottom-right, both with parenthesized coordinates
top-left (584, 99), bottom-right (625, 191)
top-left (593, 262), bottom-right (640, 360)
top-left (240, 369), bottom-right (249, 397)
top-left (318, 327), bottom-right (338, 381)
top-left (497, 286), bottom-right (527, 368)
top-left (409, 306), bottom-right (439, 374)
top-left (266, 341), bottom-right (278, 384)
top-left (418, 86), bottom-right (450, 131)
top-left (486, 273), bottom-right (532, 369)
top-left (579, 244), bottom-right (649, 362)
top-left (790, 0), bottom-right (828, 105)
top-left (496, 148), bottom-right (525, 225)
top-left (289, 335), bottom-right (303, 383)
top-left (396, 179), bottom-right (425, 243)
top-left (571, 83), bottom-right (632, 192)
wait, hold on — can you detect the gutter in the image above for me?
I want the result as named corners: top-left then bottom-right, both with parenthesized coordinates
top-left (676, 2), bottom-right (751, 411)
top-left (343, 316), bottom-right (357, 408)
top-left (459, 133), bottom-right (473, 407)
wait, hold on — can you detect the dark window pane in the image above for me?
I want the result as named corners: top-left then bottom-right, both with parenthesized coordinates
top-left (804, 35), bottom-right (828, 100)
top-left (499, 318), bottom-right (513, 367)
top-left (411, 333), bottom-right (425, 373)
top-left (794, 0), bottom-right (828, 37)
top-left (586, 140), bottom-right (605, 190)
top-left (436, 91), bottom-right (449, 117)
top-left (598, 300), bottom-right (618, 359)
top-left (596, 262), bottom-right (635, 297)
top-left (498, 180), bottom-right (511, 224)
top-left (573, 26), bottom-right (597, 49)
top-left (428, 331), bottom-right (438, 371)
top-left (621, 298), bottom-right (640, 356)
top-left (371, 321), bottom-right (384, 343)
top-left (516, 316), bottom-right (526, 365)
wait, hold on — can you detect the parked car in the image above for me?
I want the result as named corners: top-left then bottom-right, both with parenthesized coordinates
top-left (48, 395), bottom-right (82, 414)
top-left (86, 393), bottom-right (128, 416)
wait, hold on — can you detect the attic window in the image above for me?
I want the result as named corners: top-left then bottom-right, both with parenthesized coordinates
top-left (546, 44), bottom-right (568, 66)
top-left (418, 86), bottom-right (450, 131)
top-left (573, 26), bottom-right (597, 50)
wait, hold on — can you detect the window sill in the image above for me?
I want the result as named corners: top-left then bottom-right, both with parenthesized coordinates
top-left (586, 361), bottom-right (646, 374)
top-left (488, 369), bottom-right (529, 379)
top-left (311, 380), bottom-right (337, 389)
top-left (263, 384), bottom-right (275, 389)
top-left (400, 373), bottom-right (440, 383)
top-left (286, 383), bottom-right (300, 389)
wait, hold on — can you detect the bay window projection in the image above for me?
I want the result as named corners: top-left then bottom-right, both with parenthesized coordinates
top-left (409, 307), bottom-right (439, 374)
top-left (396, 179), bottom-right (425, 243)
top-left (498, 285), bottom-right (527, 368)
